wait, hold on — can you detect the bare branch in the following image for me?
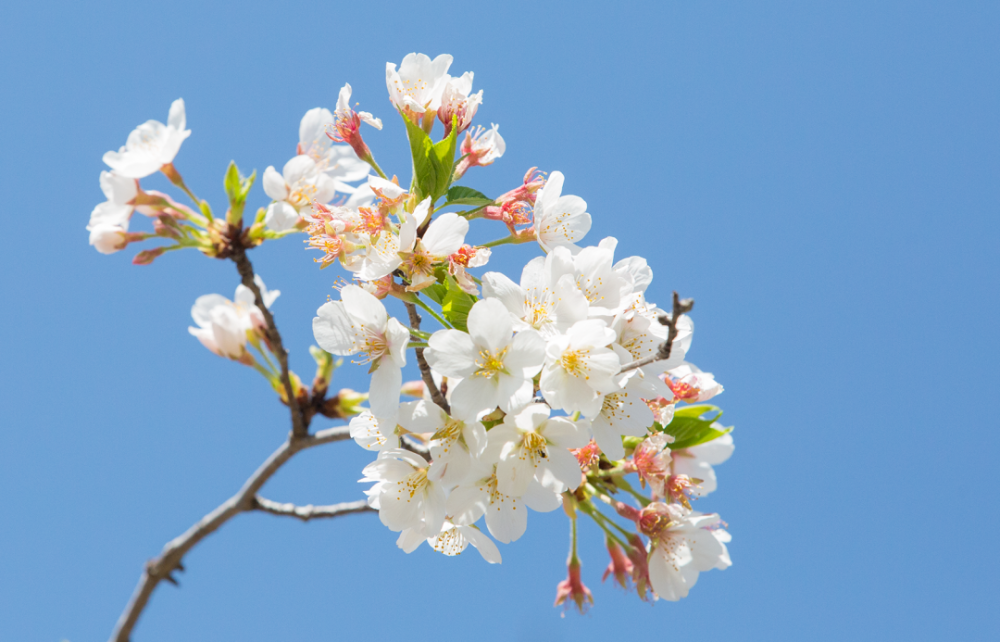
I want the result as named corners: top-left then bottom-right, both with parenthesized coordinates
top-left (231, 243), bottom-right (307, 439)
top-left (618, 291), bottom-right (694, 374)
top-left (252, 497), bottom-right (374, 522)
top-left (109, 427), bottom-right (351, 642)
top-left (404, 301), bottom-right (451, 414)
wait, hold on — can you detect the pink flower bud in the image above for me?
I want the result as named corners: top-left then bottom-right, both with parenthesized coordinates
top-left (554, 557), bottom-right (593, 614)
top-left (602, 539), bottom-right (635, 590)
top-left (89, 224), bottom-right (128, 255)
top-left (132, 247), bottom-right (166, 265)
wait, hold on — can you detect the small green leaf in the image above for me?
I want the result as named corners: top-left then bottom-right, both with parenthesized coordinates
top-left (660, 405), bottom-right (732, 450)
top-left (440, 276), bottom-right (476, 332)
top-left (403, 115), bottom-right (438, 201)
top-left (224, 161), bottom-right (241, 202)
top-left (422, 283), bottom-right (447, 306)
top-left (446, 186), bottom-right (494, 206)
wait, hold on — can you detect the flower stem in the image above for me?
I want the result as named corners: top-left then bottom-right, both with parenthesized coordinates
top-left (414, 297), bottom-right (452, 329)
top-left (364, 154), bottom-right (388, 180)
top-left (482, 236), bottom-right (517, 248)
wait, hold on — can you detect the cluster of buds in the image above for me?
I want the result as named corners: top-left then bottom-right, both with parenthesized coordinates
top-left (89, 51), bottom-right (738, 614)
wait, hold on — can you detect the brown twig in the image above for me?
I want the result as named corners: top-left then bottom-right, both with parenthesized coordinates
top-left (230, 243), bottom-right (307, 438)
top-left (404, 301), bottom-right (450, 414)
top-left (108, 426), bottom-right (351, 642)
top-left (619, 291), bottom-right (694, 374)
top-left (251, 497), bottom-right (374, 522)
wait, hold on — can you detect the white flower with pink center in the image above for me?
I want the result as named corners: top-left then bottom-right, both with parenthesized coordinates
top-left (263, 155), bottom-right (338, 232)
top-left (188, 276), bottom-right (279, 362)
top-left (385, 53), bottom-right (454, 118)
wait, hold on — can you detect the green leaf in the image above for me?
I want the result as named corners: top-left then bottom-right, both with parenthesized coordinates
top-left (660, 405), bottom-right (732, 450)
top-left (224, 161), bottom-right (241, 202)
top-left (446, 186), bottom-right (494, 206)
top-left (422, 283), bottom-right (447, 306)
top-left (440, 276), bottom-right (476, 332)
top-left (403, 113), bottom-right (459, 202)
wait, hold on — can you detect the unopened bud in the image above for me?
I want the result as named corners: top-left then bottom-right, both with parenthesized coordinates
top-left (400, 380), bottom-right (426, 398)
top-left (132, 247), bottom-right (166, 265)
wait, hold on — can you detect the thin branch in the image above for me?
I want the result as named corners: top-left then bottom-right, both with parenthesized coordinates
top-left (108, 426), bottom-right (351, 642)
top-left (404, 301), bottom-right (450, 414)
top-left (231, 243), bottom-right (307, 438)
top-left (251, 497), bottom-right (374, 522)
top-left (618, 291), bottom-right (694, 374)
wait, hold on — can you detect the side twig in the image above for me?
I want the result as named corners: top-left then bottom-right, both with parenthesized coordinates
top-left (618, 291), bottom-right (695, 374)
top-left (108, 426), bottom-right (352, 642)
top-left (404, 301), bottom-right (450, 413)
top-left (251, 497), bottom-right (374, 522)
top-left (231, 243), bottom-right (307, 438)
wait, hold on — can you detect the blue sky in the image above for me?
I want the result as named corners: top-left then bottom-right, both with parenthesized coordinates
top-left (1, 1), bottom-right (998, 640)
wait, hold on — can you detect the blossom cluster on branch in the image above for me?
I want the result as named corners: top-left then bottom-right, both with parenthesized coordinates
top-left (90, 52), bottom-right (735, 616)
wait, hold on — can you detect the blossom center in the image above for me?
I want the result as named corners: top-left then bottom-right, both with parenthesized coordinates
top-left (397, 467), bottom-right (428, 500)
top-left (560, 348), bottom-right (591, 378)
top-left (473, 346), bottom-right (509, 379)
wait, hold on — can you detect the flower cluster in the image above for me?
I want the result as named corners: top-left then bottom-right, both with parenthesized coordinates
top-left (89, 52), bottom-right (736, 611)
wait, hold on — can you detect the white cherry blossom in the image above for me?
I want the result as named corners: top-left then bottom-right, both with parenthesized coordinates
top-left (424, 298), bottom-right (545, 421)
top-left (298, 106), bottom-right (370, 190)
top-left (437, 72), bottom-right (482, 135)
top-left (312, 285), bottom-right (409, 423)
top-left (532, 171), bottom-right (592, 252)
top-left (589, 364), bottom-right (661, 461)
top-left (360, 449), bottom-right (446, 535)
top-left (481, 251), bottom-right (588, 338)
top-left (385, 53), bottom-right (454, 116)
top-left (446, 458), bottom-right (562, 544)
top-left (666, 363), bottom-right (724, 403)
top-left (642, 504), bottom-right (731, 601)
top-left (263, 155), bottom-right (337, 231)
top-left (398, 399), bottom-right (486, 486)
top-left (88, 171), bottom-right (138, 233)
top-left (549, 243), bottom-right (627, 319)
top-left (188, 276), bottom-right (279, 361)
top-left (398, 207), bottom-right (469, 291)
top-left (396, 521), bottom-right (502, 564)
top-left (484, 403), bottom-right (590, 496)
top-left (349, 410), bottom-right (398, 452)
top-left (103, 99), bottom-right (191, 178)
top-left (540, 319), bottom-right (621, 417)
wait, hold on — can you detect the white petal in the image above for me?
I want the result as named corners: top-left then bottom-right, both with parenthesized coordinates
top-left (467, 298), bottom-right (512, 352)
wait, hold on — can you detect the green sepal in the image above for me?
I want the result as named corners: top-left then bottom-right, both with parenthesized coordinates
top-left (224, 161), bottom-right (257, 225)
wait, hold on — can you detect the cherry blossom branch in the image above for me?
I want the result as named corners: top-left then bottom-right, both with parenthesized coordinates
top-left (231, 243), bottom-right (307, 439)
top-left (618, 292), bottom-right (694, 374)
top-left (404, 301), bottom-right (451, 413)
top-left (251, 497), bottom-right (374, 521)
top-left (108, 426), bottom-right (351, 642)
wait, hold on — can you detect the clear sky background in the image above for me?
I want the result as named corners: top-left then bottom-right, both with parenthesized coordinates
top-left (1, 1), bottom-right (997, 640)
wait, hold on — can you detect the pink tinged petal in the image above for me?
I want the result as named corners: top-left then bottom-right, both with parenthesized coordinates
top-left (188, 326), bottom-right (221, 356)
top-left (425, 330), bottom-right (478, 377)
top-left (190, 294), bottom-right (230, 328)
top-left (467, 298), bottom-right (513, 352)
top-left (543, 447), bottom-right (584, 491)
top-left (368, 360), bottom-right (402, 422)
top-left (505, 330), bottom-right (545, 377)
top-left (312, 301), bottom-right (361, 355)
top-left (422, 212), bottom-right (468, 257)
top-left (485, 495), bottom-right (527, 544)
top-left (459, 526), bottom-right (502, 564)
top-left (262, 166), bottom-right (289, 201)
